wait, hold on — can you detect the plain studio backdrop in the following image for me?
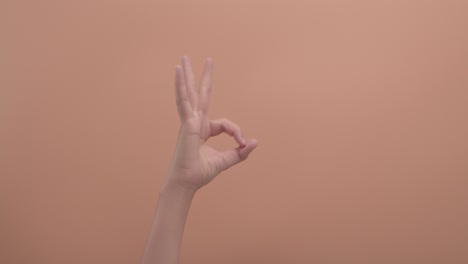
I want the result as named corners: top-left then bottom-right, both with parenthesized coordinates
top-left (1, 0), bottom-right (467, 263)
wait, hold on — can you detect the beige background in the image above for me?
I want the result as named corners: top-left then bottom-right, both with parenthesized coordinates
top-left (1, 0), bottom-right (468, 263)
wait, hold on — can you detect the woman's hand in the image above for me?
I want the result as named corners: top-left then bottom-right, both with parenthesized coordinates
top-left (164, 56), bottom-right (257, 193)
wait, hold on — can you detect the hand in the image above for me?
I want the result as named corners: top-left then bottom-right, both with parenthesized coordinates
top-left (165, 56), bottom-right (257, 192)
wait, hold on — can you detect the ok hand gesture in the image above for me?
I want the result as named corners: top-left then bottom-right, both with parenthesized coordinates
top-left (165, 56), bottom-right (257, 192)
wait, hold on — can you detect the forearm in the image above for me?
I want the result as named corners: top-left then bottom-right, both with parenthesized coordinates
top-left (141, 183), bottom-right (196, 264)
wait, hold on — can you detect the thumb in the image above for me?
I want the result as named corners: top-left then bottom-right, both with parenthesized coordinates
top-left (219, 138), bottom-right (258, 172)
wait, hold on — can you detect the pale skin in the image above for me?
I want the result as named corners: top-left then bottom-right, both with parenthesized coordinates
top-left (141, 56), bottom-right (257, 264)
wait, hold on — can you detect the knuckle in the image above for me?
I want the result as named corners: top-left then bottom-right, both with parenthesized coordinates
top-left (239, 151), bottom-right (246, 161)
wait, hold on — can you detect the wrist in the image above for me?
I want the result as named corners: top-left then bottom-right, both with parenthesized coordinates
top-left (161, 182), bottom-right (197, 199)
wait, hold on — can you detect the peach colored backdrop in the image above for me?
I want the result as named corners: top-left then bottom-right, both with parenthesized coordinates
top-left (2, 0), bottom-right (467, 263)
